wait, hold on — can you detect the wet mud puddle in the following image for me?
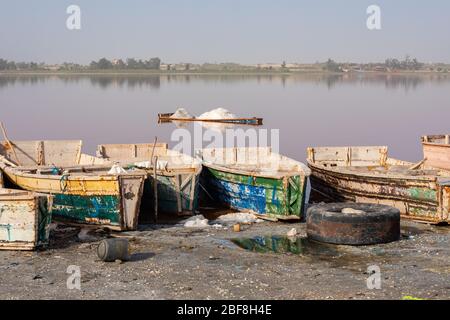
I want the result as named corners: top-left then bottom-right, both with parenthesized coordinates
top-left (231, 235), bottom-right (384, 271)
top-left (231, 236), bottom-right (338, 256)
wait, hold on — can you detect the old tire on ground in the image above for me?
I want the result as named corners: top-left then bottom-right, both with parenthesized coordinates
top-left (306, 203), bottom-right (400, 245)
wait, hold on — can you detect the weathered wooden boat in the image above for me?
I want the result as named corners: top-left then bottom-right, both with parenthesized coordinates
top-left (421, 135), bottom-right (450, 170)
top-left (198, 147), bottom-right (311, 220)
top-left (0, 140), bottom-right (146, 231)
top-left (307, 146), bottom-right (450, 224)
top-left (96, 143), bottom-right (202, 216)
top-left (0, 188), bottom-right (53, 250)
top-left (158, 113), bottom-right (263, 126)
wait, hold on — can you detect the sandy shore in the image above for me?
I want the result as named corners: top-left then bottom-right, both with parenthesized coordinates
top-left (1, 210), bottom-right (449, 300)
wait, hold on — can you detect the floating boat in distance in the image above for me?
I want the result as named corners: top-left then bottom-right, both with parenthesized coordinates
top-left (96, 143), bottom-right (202, 217)
top-left (421, 135), bottom-right (450, 170)
top-left (0, 188), bottom-right (53, 251)
top-left (158, 113), bottom-right (263, 126)
top-left (307, 146), bottom-right (450, 224)
top-left (0, 140), bottom-right (146, 231)
top-left (199, 147), bottom-right (311, 221)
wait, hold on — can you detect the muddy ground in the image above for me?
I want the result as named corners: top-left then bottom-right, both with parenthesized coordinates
top-left (0, 209), bottom-right (449, 300)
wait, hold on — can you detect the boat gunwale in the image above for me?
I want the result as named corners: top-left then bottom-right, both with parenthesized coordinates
top-left (422, 141), bottom-right (450, 148)
top-left (203, 162), bottom-right (308, 179)
top-left (96, 143), bottom-right (203, 174)
top-left (200, 147), bottom-right (311, 179)
top-left (0, 189), bottom-right (51, 201)
top-left (3, 165), bottom-right (147, 181)
top-left (421, 134), bottom-right (450, 146)
top-left (0, 193), bottom-right (43, 201)
top-left (308, 165), bottom-right (439, 205)
top-left (307, 158), bottom-right (450, 182)
top-left (122, 160), bottom-right (203, 175)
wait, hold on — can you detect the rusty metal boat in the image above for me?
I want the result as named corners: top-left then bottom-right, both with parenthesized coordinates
top-left (307, 146), bottom-right (450, 224)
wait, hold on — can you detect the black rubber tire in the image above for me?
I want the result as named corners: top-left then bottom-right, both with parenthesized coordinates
top-left (306, 203), bottom-right (400, 245)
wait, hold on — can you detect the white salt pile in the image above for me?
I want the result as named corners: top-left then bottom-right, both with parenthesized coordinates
top-left (183, 215), bottom-right (210, 228)
top-left (197, 108), bottom-right (238, 131)
top-left (213, 212), bottom-right (262, 225)
top-left (198, 108), bottom-right (237, 120)
top-left (170, 108), bottom-right (194, 119)
top-left (108, 164), bottom-right (127, 174)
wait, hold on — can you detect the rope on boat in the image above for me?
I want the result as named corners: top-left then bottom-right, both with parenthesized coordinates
top-left (51, 165), bottom-right (61, 175)
top-left (60, 173), bottom-right (70, 192)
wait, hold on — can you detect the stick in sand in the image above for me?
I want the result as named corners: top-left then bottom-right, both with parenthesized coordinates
top-left (150, 136), bottom-right (158, 166)
top-left (0, 122), bottom-right (21, 165)
top-left (153, 155), bottom-right (158, 223)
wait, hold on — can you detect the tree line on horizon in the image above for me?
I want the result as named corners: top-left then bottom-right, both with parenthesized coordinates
top-left (0, 56), bottom-right (448, 72)
top-left (324, 56), bottom-right (427, 72)
top-left (89, 57), bottom-right (161, 70)
top-left (0, 57), bottom-right (162, 71)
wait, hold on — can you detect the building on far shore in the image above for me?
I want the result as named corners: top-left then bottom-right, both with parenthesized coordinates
top-left (249, 63), bottom-right (303, 71)
top-left (160, 63), bottom-right (199, 71)
top-left (44, 65), bottom-right (62, 71)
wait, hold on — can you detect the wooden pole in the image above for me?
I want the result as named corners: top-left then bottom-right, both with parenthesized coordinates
top-left (0, 122), bottom-right (20, 166)
top-left (0, 155), bottom-right (18, 167)
top-left (409, 158), bottom-right (428, 170)
top-left (150, 136), bottom-right (158, 166)
top-left (153, 156), bottom-right (158, 223)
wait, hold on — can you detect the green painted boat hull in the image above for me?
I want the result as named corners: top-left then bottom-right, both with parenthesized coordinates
top-left (139, 173), bottom-right (200, 220)
top-left (202, 166), bottom-right (308, 220)
top-left (37, 195), bottom-right (53, 247)
top-left (52, 194), bottom-right (121, 227)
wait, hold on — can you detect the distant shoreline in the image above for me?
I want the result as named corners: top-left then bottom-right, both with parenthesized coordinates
top-left (0, 70), bottom-right (448, 76)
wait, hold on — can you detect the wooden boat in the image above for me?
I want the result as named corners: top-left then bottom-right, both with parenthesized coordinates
top-left (421, 135), bottom-right (450, 170)
top-left (307, 146), bottom-right (450, 224)
top-left (199, 147), bottom-right (311, 220)
top-left (158, 113), bottom-right (263, 126)
top-left (0, 188), bottom-right (53, 251)
top-left (0, 140), bottom-right (146, 231)
top-left (96, 143), bottom-right (202, 216)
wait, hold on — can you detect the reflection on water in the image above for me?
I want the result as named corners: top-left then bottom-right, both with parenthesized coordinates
top-left (1, 73), bottom-right (450, 91)
top-left (1, 73), bottom-right (450, 162)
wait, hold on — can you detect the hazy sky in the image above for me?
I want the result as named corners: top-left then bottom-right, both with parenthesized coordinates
top-left (1, 0), bottom-right (449, 64)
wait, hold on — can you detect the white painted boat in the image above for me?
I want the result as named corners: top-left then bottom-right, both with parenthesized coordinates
top-left (0, 188), bottom-right (53, 250)
top-left (96, 143), bottom-right (202, 216)
top-left (199, 147), bottom-right (311, 220)
top-left (422, 135), bottom-right (450, 170)
top-left (307, 146), bottom-right (450, 224)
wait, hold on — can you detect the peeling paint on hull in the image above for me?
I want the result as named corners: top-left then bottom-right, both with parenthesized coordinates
top-left (202, 167), bottom-right (307, 220)
top-left (0, 190), bottom-right (52, 251)
top-left (1, 168), bottom-right (146, 230)
top-left (307, 146), bottom-right (450, 224)
top-left (143, 173), bottom-right (200, 214)
top-left (52, 194), bottom-right (120, 226)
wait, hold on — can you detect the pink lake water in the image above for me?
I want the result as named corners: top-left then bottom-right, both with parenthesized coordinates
top-left (1, 73), bottom-right (449, 162)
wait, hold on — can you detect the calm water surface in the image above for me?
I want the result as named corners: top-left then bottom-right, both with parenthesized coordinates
top-left (1, 73), bottom-right (449, 162)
